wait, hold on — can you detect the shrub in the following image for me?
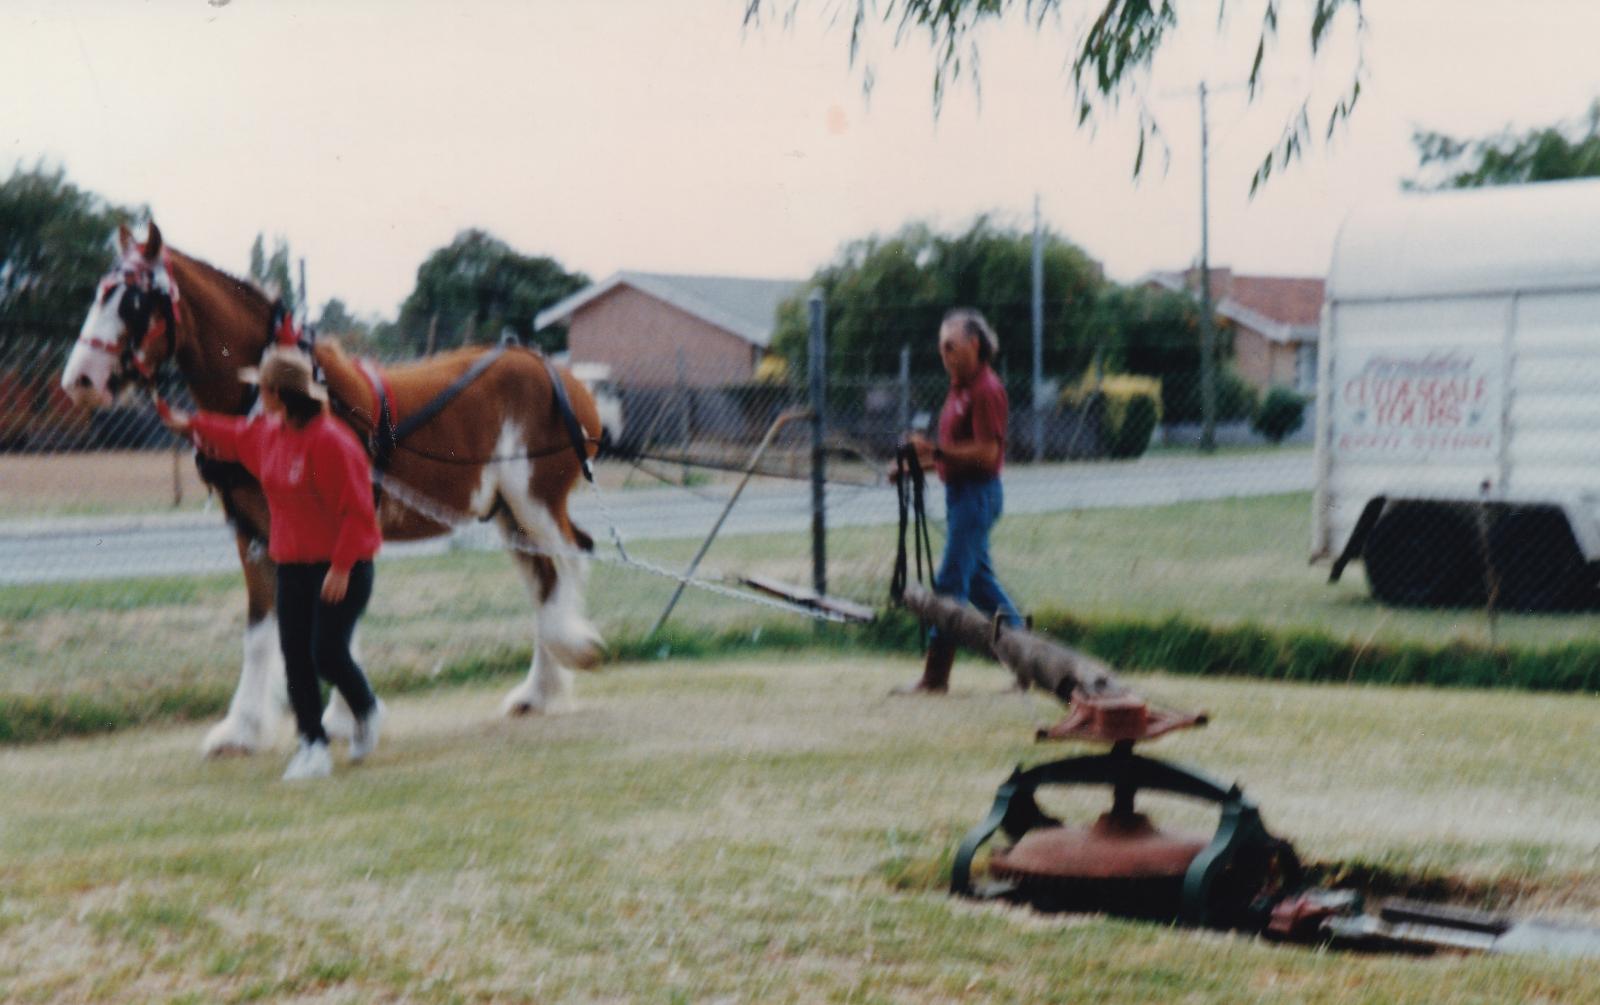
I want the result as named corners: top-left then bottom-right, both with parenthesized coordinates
top-left (1253, 387), bottom-right (1308, 443)
top-left (1163, 365), bottom-right (1260, 424)
top-left (1061, 373), bottom-right (1162, 459)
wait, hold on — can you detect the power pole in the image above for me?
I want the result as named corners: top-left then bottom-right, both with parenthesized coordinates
top-left (1197, 81), bottom-right (1218, 454)
top-left (1031, 194), bottom-right (1045, 463)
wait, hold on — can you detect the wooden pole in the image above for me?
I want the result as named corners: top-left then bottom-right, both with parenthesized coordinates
top-left (899, 584), bottom-right (1128, 701)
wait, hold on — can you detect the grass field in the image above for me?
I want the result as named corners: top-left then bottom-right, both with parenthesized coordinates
top-left (6, 491), bottom-right (1599, 744)
top-left (3, 655), bottom-right (1599, 1003)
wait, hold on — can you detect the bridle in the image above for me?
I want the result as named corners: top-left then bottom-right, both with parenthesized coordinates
top-left (81, 255), bottom-right (180, 388)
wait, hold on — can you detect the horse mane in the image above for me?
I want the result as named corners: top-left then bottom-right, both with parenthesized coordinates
top-left (168, 248), bottom-right (275, 316)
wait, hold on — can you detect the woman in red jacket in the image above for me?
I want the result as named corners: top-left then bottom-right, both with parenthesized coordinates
top-left (163, 347), bottom-right (384, 781)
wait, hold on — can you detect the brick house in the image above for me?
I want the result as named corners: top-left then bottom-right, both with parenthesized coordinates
top-left (535, 271), bottom-right (804, 387)
top-left (1145, 268), bottom-right (1324, 393)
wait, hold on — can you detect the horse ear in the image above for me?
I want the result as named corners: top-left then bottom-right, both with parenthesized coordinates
top-left (118, 223), bottom-right (134, 255)
top-left (144, 222), bottom-right (163, 260)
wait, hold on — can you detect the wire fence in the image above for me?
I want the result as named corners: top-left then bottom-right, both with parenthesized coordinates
top-left (2, 320), bottom-right (1595, 738)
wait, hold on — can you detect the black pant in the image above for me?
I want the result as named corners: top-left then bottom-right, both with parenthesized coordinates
top-left (276, 560), bottom-right (377, 744)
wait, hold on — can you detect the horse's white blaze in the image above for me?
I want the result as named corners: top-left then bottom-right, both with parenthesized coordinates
top-left (477, 419), bottom-right (601, 712)
top-left (60, 290), bottom-right (123, 407)
top-left (201, 615), bottom-right (289, 756)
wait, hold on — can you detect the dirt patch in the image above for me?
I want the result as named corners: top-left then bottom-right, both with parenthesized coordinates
top-left (0, 450), bottom-right (209, 515)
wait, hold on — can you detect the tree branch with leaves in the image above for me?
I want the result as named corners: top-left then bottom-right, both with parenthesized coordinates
top-left (743, 0), bottom-right (1366, 191)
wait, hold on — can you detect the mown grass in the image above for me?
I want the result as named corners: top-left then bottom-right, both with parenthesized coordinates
top-left (2, 656), bottom-right (1598, 1002)
top-left (5, 492), bottom-right (1600, 744)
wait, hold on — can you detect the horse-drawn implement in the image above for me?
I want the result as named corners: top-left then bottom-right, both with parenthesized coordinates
top-left (894, 583), bottom-right (1600, 956)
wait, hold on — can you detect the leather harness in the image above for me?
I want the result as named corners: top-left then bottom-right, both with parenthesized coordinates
top-left (355, 345), bottom-right (595, 486)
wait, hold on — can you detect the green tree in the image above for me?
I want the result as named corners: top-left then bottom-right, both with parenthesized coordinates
top-left (247, 233), bottom-right (297, 314)
top-left (772, 216), bottom-right (1105, 380)
top-left (395, 230), bottom-right (588, 354)
top-left (313, 297), bottom-right (378, 346)
top-left (0, 164), bottom-right (133, 338)
top-left (1085, 283), bottom-right (1253, 423)
top-left (744, 0), bottom-right (1365, 190)
top-left (1409, 100), bottom-right (1600, 189)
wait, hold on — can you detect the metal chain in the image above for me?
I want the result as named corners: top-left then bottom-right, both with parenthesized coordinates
top-left (373, 468), bottom-right (858, 624)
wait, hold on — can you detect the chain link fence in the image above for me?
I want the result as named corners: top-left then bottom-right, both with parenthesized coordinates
top-left (4, 320), bottom-right (1595, 742)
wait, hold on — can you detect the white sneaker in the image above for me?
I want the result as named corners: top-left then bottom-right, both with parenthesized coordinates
top-left (282, 738), bottom-right (333, 781)
top-left (348, 700), bottom-right (385, 763)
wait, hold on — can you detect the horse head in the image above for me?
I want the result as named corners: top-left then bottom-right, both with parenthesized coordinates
top-left (61, 222), bottom-right (180, 407)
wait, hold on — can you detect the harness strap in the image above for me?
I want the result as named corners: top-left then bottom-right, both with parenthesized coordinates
top-left (540, 354), bottom-right (594, 483)
top-left (890, 443), bottom-right (935, 607)
top-left (392, 346), bottom-right (505, 445)
top-left (357, 358), bottom-right (397, 471)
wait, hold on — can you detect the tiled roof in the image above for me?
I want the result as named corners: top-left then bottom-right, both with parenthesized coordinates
top-left (1228, 275), bottom-right (1324, 327)
top-left (1144, 269), bottom-right (1324, 344)
top-left (535, 271), bottom-right (806, 348)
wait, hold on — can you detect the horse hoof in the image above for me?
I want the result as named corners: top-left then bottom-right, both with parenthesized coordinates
top-left (203, 740), bottom-right (257, 759)
top-left (201, 721), bottom-right (260, 758)
top-left (506, 701), bottom-right (540, 717)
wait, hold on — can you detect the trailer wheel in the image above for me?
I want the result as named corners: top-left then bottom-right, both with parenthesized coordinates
top-left (1363, 505), bottom-right (1482, 608)
top-left (1488, 509), bottom-right (1591, 612)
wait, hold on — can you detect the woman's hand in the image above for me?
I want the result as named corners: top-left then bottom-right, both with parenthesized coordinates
top-left (908, 432), bottom-right (937, 470)
top-left (321, 566), bottom-right (350, 604)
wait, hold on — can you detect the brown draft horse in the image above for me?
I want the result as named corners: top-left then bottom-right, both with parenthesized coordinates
top-left (61, 223), bottom-right (604, 756)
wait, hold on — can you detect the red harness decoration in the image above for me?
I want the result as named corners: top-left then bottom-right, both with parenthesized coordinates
top-left (274, 309), bottom-right (301, 348)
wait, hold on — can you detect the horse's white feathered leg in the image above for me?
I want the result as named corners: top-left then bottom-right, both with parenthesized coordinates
top-left (479, 421), bottom-right (603, 683)
top-left (201, 615), bottom-right (287, 757)
top-left (500, 640), bottom-right (575, 716)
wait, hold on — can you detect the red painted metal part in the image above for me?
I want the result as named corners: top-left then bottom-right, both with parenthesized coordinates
top-left (1037, 690), bottom-right (1209, 744)
top-left (991, 813), bottom-right (1210, 881)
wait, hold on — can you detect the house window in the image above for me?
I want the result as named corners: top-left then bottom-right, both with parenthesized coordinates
top-left (1295, 344), bottom-right (1318, 393)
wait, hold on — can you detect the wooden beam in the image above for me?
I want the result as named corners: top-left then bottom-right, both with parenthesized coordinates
top-left (899, 584), bottom-right (1128, 702)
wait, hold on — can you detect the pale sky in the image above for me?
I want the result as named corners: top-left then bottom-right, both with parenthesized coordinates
top-left (6, 0), bottom-right (1600, 320)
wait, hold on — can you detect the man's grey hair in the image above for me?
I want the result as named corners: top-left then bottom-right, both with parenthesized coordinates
top-left (942, 307), bottom-right (999, 362)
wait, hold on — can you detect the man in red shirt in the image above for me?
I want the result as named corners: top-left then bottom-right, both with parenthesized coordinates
top-left (895, 308), bottom-right (1023, 694)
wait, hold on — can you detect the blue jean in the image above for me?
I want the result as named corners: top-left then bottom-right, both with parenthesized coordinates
top-left (930, 477), bottom-right (1022, 644)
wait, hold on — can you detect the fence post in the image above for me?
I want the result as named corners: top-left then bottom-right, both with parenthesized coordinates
top-left (808, 291), bottom-right (827, 600)
top-left (897, 344), bottom-right (911, 436)
top-left (676, 348), bottom-right (690, 484)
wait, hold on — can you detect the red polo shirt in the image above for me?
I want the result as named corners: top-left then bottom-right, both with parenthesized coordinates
top-left (936, 365), bottom-right (1008, 482)
top-left (191, 411), bottom-right (381, 572)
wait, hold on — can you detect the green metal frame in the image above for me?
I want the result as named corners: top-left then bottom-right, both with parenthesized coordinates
top-left (950, 742), bottom-right (1301, 928)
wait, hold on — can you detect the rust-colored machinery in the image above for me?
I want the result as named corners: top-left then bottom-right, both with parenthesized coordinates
top-left (898, 583), bottom-right (1600, 956)
top-left (899, 583), bottom-right (1300, 926)
top-left (950, 688), bottom-right (1300, 928)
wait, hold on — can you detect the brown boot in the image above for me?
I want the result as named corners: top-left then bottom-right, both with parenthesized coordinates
top-left (891, 639), bottom-right (956, 695)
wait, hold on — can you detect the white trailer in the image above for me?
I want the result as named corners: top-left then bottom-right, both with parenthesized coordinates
top-left (1314, 178), bottom-right (1600, 610)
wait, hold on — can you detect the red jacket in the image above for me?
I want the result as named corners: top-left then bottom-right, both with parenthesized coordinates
top-left (191, 411), bottom-right (381, 572)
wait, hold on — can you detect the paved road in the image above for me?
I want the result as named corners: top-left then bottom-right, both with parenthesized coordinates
top-left (0, 452), bottom-right (1313, 585)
